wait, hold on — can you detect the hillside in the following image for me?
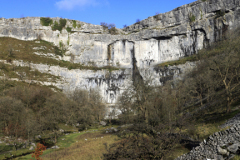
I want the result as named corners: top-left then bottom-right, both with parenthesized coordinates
top-left (0, 0), bottom-right (240, 159)
top-left (1, 0), bottom-right (240, 104)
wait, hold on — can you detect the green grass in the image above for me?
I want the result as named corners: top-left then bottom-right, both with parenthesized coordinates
top-left (165, 144), bottom-right (190, 160)
top-left (0, 143), bottom-right (33, 160)
top-left (0, 143), bottom-right (13, 153)
top-left (157, 55), bottom-right (198, 67)
top-left (0, 62), bottom-right (61, 82)
top-left (0, 37), bottom-right (120, 72)
top-left (58, 124), bottom-right (78, 133)
top-left (13, 132), bottom-right (85, 160)
top-left (42, 128), bottom-right (120, 160)
top-left (233, 155), bottom-right (240, 160)
top-left (15, 129), bottom-right (102, 160)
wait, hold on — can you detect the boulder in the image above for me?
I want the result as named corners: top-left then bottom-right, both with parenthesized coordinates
top-left (100, 121), bottom-right (107, 126)
top-left (217, 146), bottom-right (228, 155)
top-left (29, 146), bottom-right (34, 150)
top-left (227, 143), bottom-right (240, 153)
top-left (36, 135), bottom-right (41, 139)
top-left (51, 146), bottom-right (59, 149)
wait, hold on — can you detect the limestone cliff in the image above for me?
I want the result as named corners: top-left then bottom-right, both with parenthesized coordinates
top-left (0, 0), bottom-right (239, 104)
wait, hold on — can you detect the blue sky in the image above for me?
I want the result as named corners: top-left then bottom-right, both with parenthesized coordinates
top-left (1, 0), bottom-right (195, 28)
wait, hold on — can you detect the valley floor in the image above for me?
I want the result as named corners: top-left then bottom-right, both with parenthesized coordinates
top-left (0, 105), bottom-right (237, 160)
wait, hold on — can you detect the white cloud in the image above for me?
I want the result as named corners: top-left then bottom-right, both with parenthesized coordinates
top-left (55, 0), bottom-right (107, 10)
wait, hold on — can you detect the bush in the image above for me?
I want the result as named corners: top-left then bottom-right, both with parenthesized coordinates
top-left (40, 17), bottom-right (53, 26)
top-left (51, 18), bottom-right (67, 31)
top-left (135, 19), bottom-right (141, 24)
top-left (216, 10), bottom-right (225, 17)
top-left (100, 22), bottom-right (118, 34)
top-left (72, 20), bottom-right (77, 28)
top-left (109, 27), bottom-right (118, 35)
top-left (153, 14), bottom-right (161, 21)
top-left (59, 18), bottom-right (67, 28)
top-left (189, 14), bottom-right (196, 23)
top-left (66, 26), bottom-right (72, 33)
top-left (52, 21), bottom-right (60, 31)
top-left (100, 22), bottom-right (108, 30)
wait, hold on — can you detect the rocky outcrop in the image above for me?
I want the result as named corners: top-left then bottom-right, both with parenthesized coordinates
top-left (175, 124), bottom-right (240, 160)
top-left (0, 0), bottom-right (240, 104)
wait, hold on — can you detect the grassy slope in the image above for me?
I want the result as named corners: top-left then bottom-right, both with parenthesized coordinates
top-left (0, 37), bottom-right (119, 71)
top-left (14, 126), bottom-right (119, 160)
top-left (0, 62), bottom-right (61, 82)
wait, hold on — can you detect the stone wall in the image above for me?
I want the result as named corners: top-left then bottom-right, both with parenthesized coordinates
top-left (176, 115), bottom-right (240, 160)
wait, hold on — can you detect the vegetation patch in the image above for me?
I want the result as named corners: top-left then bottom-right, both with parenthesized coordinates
top-left (0, 37), bottom-right (121, 71)
top-left (72, 20), bottom-right (77, 28)
top-left (40, 17), bottom-right (53, 26)
top-left (52, 18), bottom-right (67, 31)
top-left (0, 62), bottom-right (61, 82)
top-left (41, 131), bottom-right (119, 160)
top-left (157, 55), bottom-right (198, 67)
top-left (66, 26), bottom-right (72, 33)
top-left (77, 24), bottom-right (81, 28)
top-left (216, 10), bottom-right (225, 18)
top-left (189, 13), bottom-right (196, 23)
top-left (100, 22), bottom-right (118, 35)
top-left (103, 28), bottom-right (240, 159)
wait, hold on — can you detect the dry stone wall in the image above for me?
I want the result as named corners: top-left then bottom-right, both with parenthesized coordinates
top-left (176, 123), bottom-right (240, 160)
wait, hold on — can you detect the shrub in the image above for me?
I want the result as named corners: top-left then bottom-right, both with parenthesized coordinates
top-left (54, 46), bottom-right (64, 57)
top-left (66, 26), bottom-right (72, 33)
top-left (100, 23), bottom-right (118, 34)
top-left (189, 14), bottom-right (196, 23)
top-left (51, 18), bottom-right (67, 31)
top-left (31, 143), bottom-right (47, 160)
top-left (52, 21), bottom-right (60, 31)
top-left (216, 10), bottom-right (225, 17)
top-left (59, 18), bottom-right (67, 28)
top-left (40, 17), bottom-right (53, 26)
top-left (109, 27), bottom-right (118, 35)
top-left (100, 22), bottom-right (108, 30)
top-left (72, 20), bottom-right (77, 28)
top-left (135, 19), bottom-right (141, 24)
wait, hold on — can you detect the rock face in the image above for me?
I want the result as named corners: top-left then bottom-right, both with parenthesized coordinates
top-left (0, 0), bottom-right (240, 104)
top-left (175, 124), bottom-right (240, 160)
